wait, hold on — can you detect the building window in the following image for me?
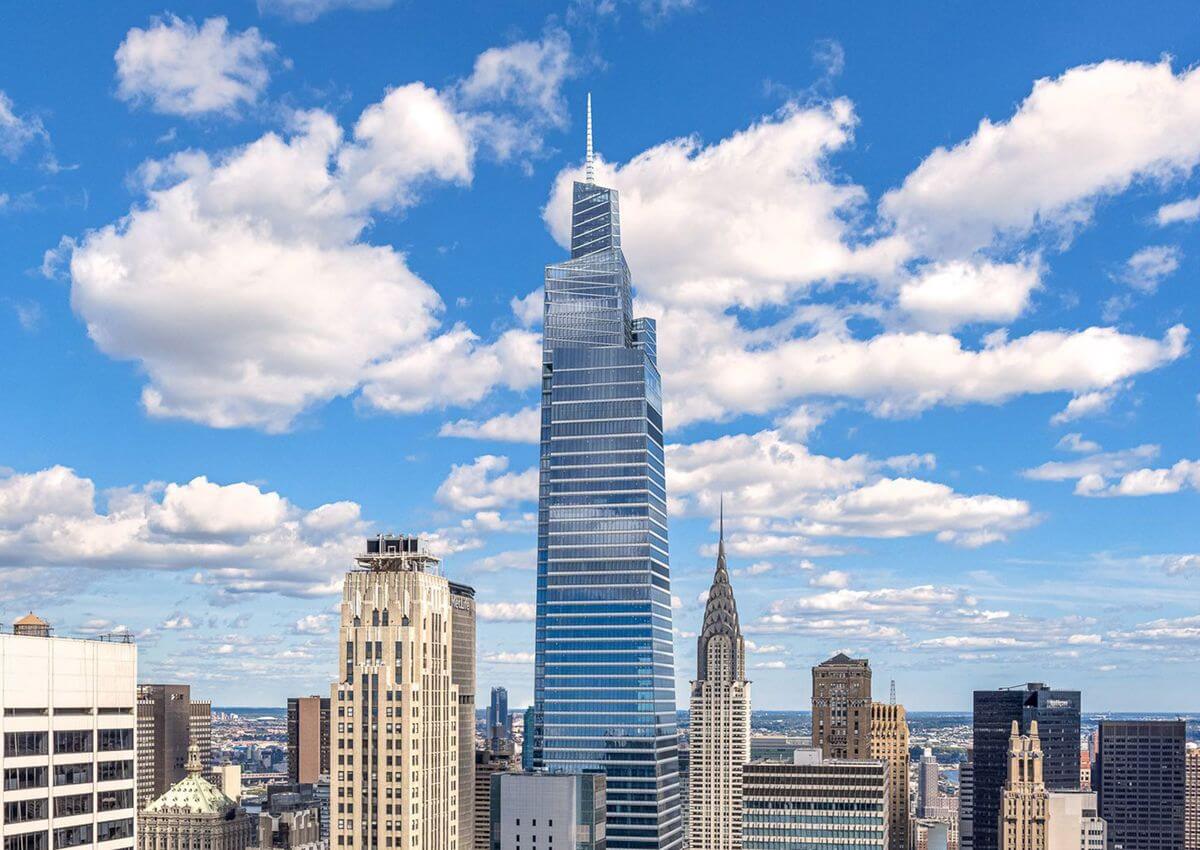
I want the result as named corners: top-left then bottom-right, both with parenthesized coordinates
top-left (97, 789), bottom-right (134, 812)
top-left (54, 795), bottom-right (93, 817)
top-left (54, 731), bottom-right (92, 754)
top-left (4, 766), bottom-right (47, 791)
top-left (98, 729), bottom-right (133, 752)
top-left (96, 819), bottom-right (133, 842)
top-left (54, 764), bottom-right (92, 786)
top-left (97, 760), bottom-right (133, 782)
top-left (4, 798), bottom-right (48, 823)
top-left (4, 732), bottom-right (47, 756)
top-left (53, 825), bottom-right (92, 850)
top-left (5, 833), bottom-right (48, 850)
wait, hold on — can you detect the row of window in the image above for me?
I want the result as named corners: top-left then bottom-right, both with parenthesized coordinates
top-left (2, 819), bottom-right (132, 850)
top-left (3, 730), bottom-right (132, 757)
top-left (3, 760), bottom-right (133, 790)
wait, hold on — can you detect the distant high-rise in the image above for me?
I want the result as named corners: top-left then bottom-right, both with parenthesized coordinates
top-left (488, 686), bottom-right (510, 746)
top-left (0, 615), bottom-right (138, 850)
top-left (449, 581), bottom-right (477, 850)
top-left (1187, 745), bottom-right (1200, 850)
top-left (960, 748), bottom-right (975, 850)
top-left (688, 516), bottom-right (751, 850)
top-left (490, 773), bottom-right (607, 850)
top-left (972, 684), bottom-right (1080, 850)
top-left (475, 748), bottom-right (514, 850)
top-left (532, 95), bottom-right (682, 850)
top-left (286, 695), bottom-right (330, 784)
top-left (1096, 720), bottom-right (1186, 850)
top-left (743, 750), bottom-right (889, 850)
top-left (999, 722), bottom-right (1048, 850)
top-left (872, 702), bottom-right (911, 850)
top-left (811, 654), bottom-right (872, 759)
top-left (919, 747), bottom-right (941, 818)
top-left (521, 706), bottom-right (535, 772)
top-left (137, 683), bottom-right (213, 810)
top-left (330, 535), bottom-right (459, 850)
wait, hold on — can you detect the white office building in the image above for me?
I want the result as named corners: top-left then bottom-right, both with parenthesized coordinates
top-left (1, 615), bottom-right (138, 850)
top-left (489, 773), bottom-right (606, 850)
top-left (1046, 791), bottom-right (1105, 850)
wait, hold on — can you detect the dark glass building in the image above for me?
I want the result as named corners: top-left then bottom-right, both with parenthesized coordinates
top-left (971, 683), bottom-right (1080, 850)
top-left (533, 100), bottom-right (682, 850)
top-left (1096, 719), bottom-right (1186, 850)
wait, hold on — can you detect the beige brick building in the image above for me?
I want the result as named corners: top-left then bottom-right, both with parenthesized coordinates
top-left (871, 702), bottom-right (910, 850)
top-left (812, 654), bottom-right (872, 760)
top-left (331, 535), bottom-right (459, 850)
top-left (1000, 721), bottom-right (1048, 850)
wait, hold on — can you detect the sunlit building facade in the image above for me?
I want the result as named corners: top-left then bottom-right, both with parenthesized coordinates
top-left (533, 98), bottom-right (682, 850)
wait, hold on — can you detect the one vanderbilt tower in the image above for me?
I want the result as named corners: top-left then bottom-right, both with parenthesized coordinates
top-left (532, 94), bottom-right (683, 850)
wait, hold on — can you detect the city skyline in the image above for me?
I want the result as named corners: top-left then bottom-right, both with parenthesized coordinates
top-left (1, 1), bottom-right (1200, 712)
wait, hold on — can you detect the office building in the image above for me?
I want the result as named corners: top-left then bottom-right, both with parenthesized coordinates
top-left (960, 748), bottom-right (974, 850)
top-left (920, 747), bottom-right (941, 818)
top-left (742, 750), bottom-right (889, 850)
top-left (532, 96), bottom-right (682, 850)
top-left (330, 535), bottom-right (459, 850)
top-left (972, 684), bottom-right (1080, 850)
top-left (1096, 720), bottom-right (1186, 850)
top-left (449, 581), bottom-right (477, 850)
top-left (1078, 752), bottom-right (1091, 793)
top-left (871, 702), bottom-right (910, 850)
top-left (748, 736), bottom-right (808, 762)
top-left (253, 784), bottom-right (324, 850)
top-left (687, 519), bottom-right (750, 850)
top-left (474, 748), bottom-right (514, 850)
top-left (999, 722), bottom-right (1048, 850)
top-left (916, 820), bottom-right (951, 850)
top-left (487, 687), bottom-right (509, 747)
top-left (0, 615), bottom-right (137, 850)
top-left (140, 744), bottom-right (254, 850)
top-left (490, 772), bottom-right (607, 850)
top-left (1046, 791), bottom-right (1105, 850)
top-left (520, 707), bottom-right (534, 773)
top-left (1188, 744), bottom-right (1200, 850)
top-left (214, 764), bottom-right (242, 801)
top-left (137, 683), bottom-right (213, 810)
top-left (287, 696), bottom-right (330, 785)
top-left (811, 654), bottom-right (872, 759)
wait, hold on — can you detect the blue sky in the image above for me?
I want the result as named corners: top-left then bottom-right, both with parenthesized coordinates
top-left (1, 0), bottom-right (1198, 711)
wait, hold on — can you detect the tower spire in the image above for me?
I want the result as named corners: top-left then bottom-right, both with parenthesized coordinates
top-left (718, 494), bottom-right (725, 561)
top-left (585, 92), bottom-right (595, 184)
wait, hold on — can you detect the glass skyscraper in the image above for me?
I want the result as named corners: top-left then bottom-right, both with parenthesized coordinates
top-left (533, 105), bottom-right (682, 850)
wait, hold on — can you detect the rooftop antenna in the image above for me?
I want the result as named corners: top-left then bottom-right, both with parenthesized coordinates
top-left (585, 92), bottom-right (595, 185)
top-left (890, 679), bottom-right (896, 705)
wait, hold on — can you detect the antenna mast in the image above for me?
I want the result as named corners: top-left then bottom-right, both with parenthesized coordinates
top-left (890, 679), bottom-right (896, 705)
top-left (585, 92), bottom-right (595, 184)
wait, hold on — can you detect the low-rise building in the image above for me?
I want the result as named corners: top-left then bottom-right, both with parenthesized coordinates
top-left (489, 772), bottom-right (606, 850)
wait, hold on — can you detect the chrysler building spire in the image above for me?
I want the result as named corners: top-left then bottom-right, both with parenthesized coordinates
top-left (689, 511), bottom-right (751, 850)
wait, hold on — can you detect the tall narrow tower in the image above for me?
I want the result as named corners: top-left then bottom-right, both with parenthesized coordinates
top-left (688, 510), bottom-right (751, 850)
top-left (533, 95), bottom-right (682, 850)
top-left (331, 535), bottom-right (459, 850)
top-left (1000, 721), bottom-right (1049, 850)
top-left (871, 701), bottom-right (911, 850)
top-left (811, 654), bottom-right (872, 759)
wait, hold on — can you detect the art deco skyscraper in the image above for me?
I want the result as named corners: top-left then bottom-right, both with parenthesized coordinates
top-left (871, 701), bottom-right (910, 850)
top-left (688, 516), bottom-right (751, 850)
top-left (532, 94), bottom-right (682, 850)
top-left (973, 684), bottom-right (1080, 850)
top-left (811, 654), bottom-right (872, 759)
top-left (331, 535), bottom-right (459, 850)
top-left (999, 722), bottom-right (1048, 850)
